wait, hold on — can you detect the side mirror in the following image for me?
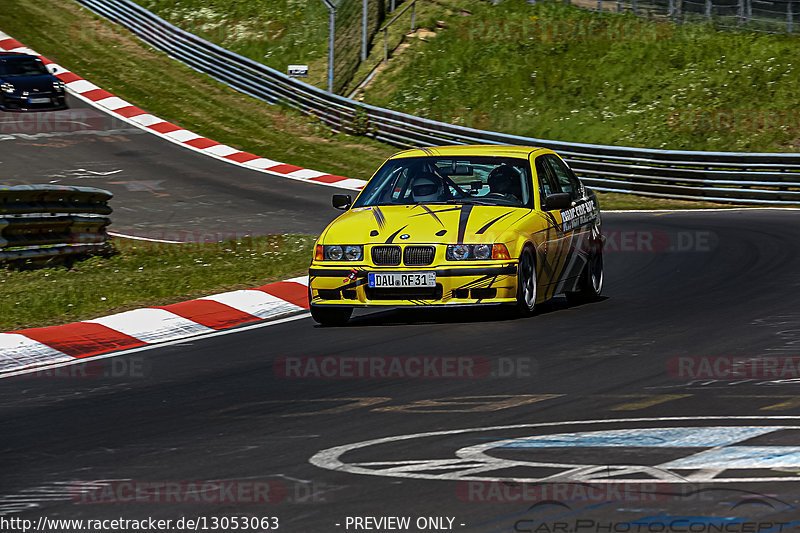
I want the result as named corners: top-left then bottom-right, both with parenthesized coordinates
top-left (332, 194), bottom-right (352, 210)
top-left (543, 192), bottom-right (571, 211)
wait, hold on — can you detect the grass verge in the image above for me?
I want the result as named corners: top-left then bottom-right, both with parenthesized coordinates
top-left (363, 0), bottom-right (800, 153)
top-left (0, 235), bottom-right (315, 331)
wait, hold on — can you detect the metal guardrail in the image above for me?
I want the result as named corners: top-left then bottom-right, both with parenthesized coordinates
top-left (73, 0), bottom-right (800, 204)
top-left (0, 185), bottom-right (113, 265)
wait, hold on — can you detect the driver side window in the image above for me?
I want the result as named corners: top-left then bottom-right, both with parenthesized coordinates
top-left (546, 155), bottom-right (582, 200)
top-left (535, 156), bottom-right (559, 206)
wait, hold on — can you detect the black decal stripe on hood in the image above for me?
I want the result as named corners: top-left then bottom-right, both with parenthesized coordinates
top-left (475, 212), bottom-right (513, 235)
top-left (372, 207), bottom-right (386, 229)
top-left (456, 205), bottom-right (474, 244)
top-left (410, 205), bottom-right (445, 226)
top-left (385, 225), bottom-right (408, 244)
top-left (411, 206), bottom-right (462, 217)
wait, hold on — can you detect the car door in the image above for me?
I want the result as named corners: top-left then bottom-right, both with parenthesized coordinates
top-left (543, 154), bottom-right (596, 290)
top-left (532, 154), bottom-right (570, 299)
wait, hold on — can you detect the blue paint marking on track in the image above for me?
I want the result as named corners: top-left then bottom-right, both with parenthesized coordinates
top-left (662, 446), bottom-right (800, 468)
top-left (498, 427), bottom-right (783, 448)
top-left (628, 515), bottom-right (745, 526)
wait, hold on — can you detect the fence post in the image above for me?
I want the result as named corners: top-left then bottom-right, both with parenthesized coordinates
top-left (321, 0), bottom-right (335, 93)
top-left (789, 1), bottom-right (794, 33)
top-left (617, 0), bottom-right (622, 12)
top-left (668, 0), bottom-right (674, 19)
top-left (737, 0), bottom-right (744, 24)
top-left (362, 0), bottom-right (368, 61)
top-left (384, 28), bottom-right (389, 62)
top-left (411, 0), bottom-right (416, 30)
top-left (632, 0), bottom-right (638, 15)
top-left (746, 0), bottom-right (752, 23)
top-left (705, 0), bottom-right (711, 20)
top-left (597, 0), bottom-right (602, 10)
top-left (391, 0), bottom-right (396, 11)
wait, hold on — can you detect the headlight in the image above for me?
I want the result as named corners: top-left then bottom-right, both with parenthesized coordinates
top-left (447, 244), bottom-right (470, 261)
top-left (447, 244), bottom-right (507, 261)
top-left (52, 80), bottom-right (66, 91)
top-left (1, 82), bottom-right (14, 94)
top-left (320, 244), bottom-right (362, 261)
top-left (473, 244), bottom-right (491, 260)
top-left (344, 245), bottom-right (362, 261)
top-left (326, 245), bottom-right (343, 261)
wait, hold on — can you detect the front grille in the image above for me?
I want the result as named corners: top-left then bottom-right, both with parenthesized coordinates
top-left (366, 284), bottom-right (444, 301)
top-left (403, 245), bottom-right (435, 266)
top-left (371, 245), bottom-right (401, 266)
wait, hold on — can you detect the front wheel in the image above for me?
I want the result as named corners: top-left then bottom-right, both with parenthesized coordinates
top-left (310, 305), bottom-right (353, 326)
top-left (566, 247), bottom-right (603, 304)
top-left (515, 247), bottom-right (537, 316)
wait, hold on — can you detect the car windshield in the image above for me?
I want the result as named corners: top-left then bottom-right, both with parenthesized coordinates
top-left (0, 57), bottom-right (49, 77)
top-left (353, 156), bottom-right (532, 208)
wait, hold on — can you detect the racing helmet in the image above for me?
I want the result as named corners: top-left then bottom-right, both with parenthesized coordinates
top-left (488, 164), bottom-right (522, 199)
top-left (411, 173), bottom-right (442, 202)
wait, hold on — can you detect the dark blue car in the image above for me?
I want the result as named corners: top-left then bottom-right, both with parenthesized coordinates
top-left (0, 52), bottom-right (67, 111)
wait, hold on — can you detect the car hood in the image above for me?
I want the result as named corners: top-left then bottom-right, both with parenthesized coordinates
top-left (321, 204), bottom-right (530, 244)
top-left (1, 75), bottom-right (56, 91)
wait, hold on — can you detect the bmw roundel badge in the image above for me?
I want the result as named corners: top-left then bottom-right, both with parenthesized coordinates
top-left (399, 234), bottom-right (410, 240)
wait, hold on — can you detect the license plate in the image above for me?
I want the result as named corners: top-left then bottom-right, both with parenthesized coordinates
top-left (368, 272), bottom-right (436, 288)
top-left (28, 97), bottom-right (50, 104)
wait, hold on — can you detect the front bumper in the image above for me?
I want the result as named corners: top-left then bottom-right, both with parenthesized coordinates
top-left (1, 92), bottom-right (67, 111)
top-left (309, 263), bottom-right (518, 308)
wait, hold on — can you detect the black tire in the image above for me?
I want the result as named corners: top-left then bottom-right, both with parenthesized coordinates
top-left (566, 246), bottom-right (603, 304)
top-left (310, 305), bottom-right (353, 326)
top-left (515, 247), bottom-right (537, 316)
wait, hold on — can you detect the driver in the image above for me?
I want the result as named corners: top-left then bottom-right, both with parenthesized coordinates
top-left (410, 172), bottom-right (444, 202)
top-left (487, 164), bottom-right (522, 203)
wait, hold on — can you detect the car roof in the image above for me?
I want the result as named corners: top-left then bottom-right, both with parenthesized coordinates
top-left (0, 52), bottom-right (36, 57)
top-left (388, 144), bottom-right (550, 160)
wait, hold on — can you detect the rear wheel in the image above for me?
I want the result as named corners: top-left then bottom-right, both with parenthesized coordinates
top-left (566, 247), bottom-right (603, 304)
top-left (310, 305), bottom-right (353, 326)
top-left (515, 247), bottom-right (537, 316)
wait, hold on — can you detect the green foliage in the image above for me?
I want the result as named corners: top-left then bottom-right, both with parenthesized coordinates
top-left (138, 0), bottom-right (331, 88)
top-left (348, 106), bottom-right (374, 136)
top-left (0, 235), bottom-right (315, 330)
top-left (364, 0), bottom-right (800, 152)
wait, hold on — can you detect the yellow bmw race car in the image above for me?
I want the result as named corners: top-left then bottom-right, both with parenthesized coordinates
top-left (308, 145), bottom-right (603, 326)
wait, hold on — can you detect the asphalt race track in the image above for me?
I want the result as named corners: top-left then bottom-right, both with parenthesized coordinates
top-left (0, 100), bottom-right (352, 236)
top-left (3, 103), bottom-right (800, 531)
